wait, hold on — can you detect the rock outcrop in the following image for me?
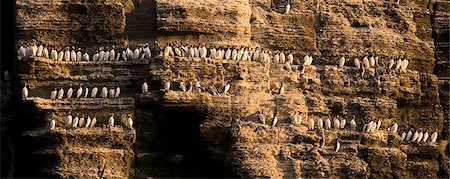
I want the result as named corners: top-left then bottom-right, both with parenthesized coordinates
top-left (16, 0), bottom-right (134, 46)
top-left (156, 0), bottom-right (252, 46)
top-left (150, 56), bottom-right (447, 178)
top-left (14, 58), bottom-right (140, 178)
top-left (156, 0), bottom-right (437, 73)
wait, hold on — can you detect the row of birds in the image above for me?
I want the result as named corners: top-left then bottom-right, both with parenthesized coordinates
top-left (20, 83), bottom-right (121, 99)
top-left (259, 113), bottom-right (360, 130)
top-left (399, 129), bottom-right (438, 143)
top-left (141, 79), bottom-right (231, 95)
top-left (255, 112), bottom-right (439, 143)
top-left (338, 55), bottom-right (409, 74)
top-left (161, 42), bottom-right (314, 69)
top-left (17, 40), bottom-right (410, 78)
top-left (49, 113), bottom-right (134, 131)
top-left (49, 84), bottom-right (121, 99)
top-left (17, 39), bottom-right (316, 72)
top-left (161, 42), bottom-right (409, 76)
top-left (17, 40), bottom-right (151, 61)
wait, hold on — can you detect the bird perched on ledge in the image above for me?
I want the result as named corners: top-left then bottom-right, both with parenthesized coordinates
top-left (76, 83), bottom-right (83, 98)
top-left (66, 113), bottom-right (72, 127)
top-left (284, 1), bottom-right (291, 14)
top-left (67, 84), bottom-right (73, 99)
top-left (72, 113), bottom-right (79, 128)
top-left (142, 79), bottom-right (148, 94)
top-left (22, 83), bottom-right (28, 99)
top-left (108, 113), bottom-right (115, 130)
top-left (50, 118), bottom-right (56, 131)
top-left (101, 87), bottom-right (108, 98)
top-left (57, 87), bottom-right (64, 100)
top-left (91, 86), bottom-right (98, 98)
top-left (350, 115), bottom-right (356, 130)
top-left (223, 83), bottom-right (231, 94)
top-left (90, 116), bottom-right (97, 128)
top-left (127, 114), bottom-right (134, 129)
top-left (51, 88), bottom-right (57, 100)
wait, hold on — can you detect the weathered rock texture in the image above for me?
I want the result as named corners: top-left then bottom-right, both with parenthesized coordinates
top-left (155, 0), bottom-right (437, 73)
top-left (13, 56), bottom-right (449, 177)
top-left (13, 0), bottom-right (449, 178)
top-left (16, 0), bottom-right (134, 46)
top-left (431, 0), bottom-right (450, 140)
top-left (14, 58), bottom-right (141, 178)
top-left (149, 56), bottom-right (448, 178)
top-left (156, 0), bottom-right (252, 46)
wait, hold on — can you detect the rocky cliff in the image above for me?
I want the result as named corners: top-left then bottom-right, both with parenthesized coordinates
top-left (16, 0), bottom-right (134, 46)
top-left (151, 56), bottom-right (448, 178)
top-left (14, 58), bottom-right (140, 178)
top-left (156, 0), bottom-right (437, 73)
top-left (10, 0), bottom-right (450, 178)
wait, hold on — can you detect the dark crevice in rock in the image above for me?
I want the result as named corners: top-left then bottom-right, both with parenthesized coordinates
top-left (135, 103), bottom-right (237, 178)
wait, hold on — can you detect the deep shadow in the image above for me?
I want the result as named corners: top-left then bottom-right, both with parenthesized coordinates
top-left (135, 104), bottom-right (238, 178)
top-left (124, 0), bottom-right (157, 46)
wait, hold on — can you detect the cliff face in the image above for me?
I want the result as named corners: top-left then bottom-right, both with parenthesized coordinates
top-left (151, 56), bottom-right (447, 178)
top-left (12, 0), bottom-right (450, 178)
top-left (156, 0), bottom-right (436, 73)
top-left (432, 0), bottom-right (450, 140)
top-left (156, 0), bottom-right (252, 46)
top-left (16, 0), bottom-right (134, 46)
top-left (14, 58), bottom-right (140, 178)
top-left (151, 1), bottom-right (448, 176)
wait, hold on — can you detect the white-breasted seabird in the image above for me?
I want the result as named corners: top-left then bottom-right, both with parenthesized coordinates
top-left (317, 118), bottom-right (323, 129)
top-left (91, 87), bottom-right (98, 98)
top-left (57, 87), bottom-right (64, 100)
top-left (115, 87), bottom-right (120, 98)
top-left (223, 83), bottom-right (230, 94)
top-left (90, 116), bottom-right (97, 127)
top-left (391, 123), bottom-right (398, 133)
top-left (142, 80), bottom-right (148, 94)
top-left (430, 131), bottom-right (438, 143)
top-left (272, 116), bottom-right (278, 127)
top-left (108, 88), bottom-right (115, 98)
top-left (84, 86), bottom-right (89, 98)
top-left (325, 117), bottom-right (331, 130)
top-left (340, 118), bottom-right (346, 129)
top-left (79, 114), bottom-right (85, 128)
top-left (350, 115), bottom-right (356, 130)
top-left (76, 84), bottom-right (83, 98)
top-left (128, 114), bottom-right (134, 129)
top-left (401, 132), bottom-right (406, 141)
top-left (85, 116), bottom-right (91, 128)
top-left (279, 83), bottom-right (285, 95)
top-left (109, 113), bottom-right (115, 128)
top-left (335, 141), bottom-right (340, 152)
top-left (67, 84), bottom-right (73, 98)
top-left (22, 83), bottom-right (28, 99)
top-left (308, 118), bottom-right (314, 130)
top-left (101, 87), bottom-right (108, 98)
top-left (72, 113), bottom-right (79, 128)
top-left (51, 88), bottom-right (57, 100)
top-left (66, 113), bottom-right (73, 127)
top-left (50, 118), bottom-right (56, 131)
top-left (406, 130), bottom-right (413, 141)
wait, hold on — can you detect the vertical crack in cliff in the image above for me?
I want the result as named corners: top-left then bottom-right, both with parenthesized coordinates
top-left (428, 0), bottom-right (437, 74)
top-left (313, 0), bottom-right (322, 58)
